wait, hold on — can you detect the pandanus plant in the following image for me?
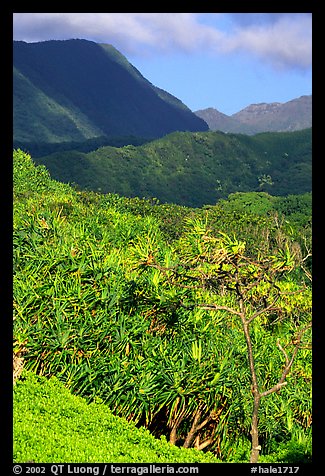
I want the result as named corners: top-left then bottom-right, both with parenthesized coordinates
top-left (130, 218), bottom-right (312, 463)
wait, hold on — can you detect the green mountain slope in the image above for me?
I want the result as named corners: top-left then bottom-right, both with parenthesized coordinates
top-left (13, 39), bottom-right (208, 144)
top-left (36, 128), bottom-right (312, 207)
top-left (13, 67), bottom-right (104, 143)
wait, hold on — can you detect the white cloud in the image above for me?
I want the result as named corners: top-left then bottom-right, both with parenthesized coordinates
top-left (13, 13), bottom-right (311, 70)
top-left (222, 14), bottom-right (312, 70)
top-left (13, 13), bottom-right (223, 54)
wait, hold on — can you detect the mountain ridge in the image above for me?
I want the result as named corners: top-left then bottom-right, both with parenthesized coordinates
top-left (195, 95), bottom-right (312, 134)
top-left (13, 39), bottom-right (208, 144)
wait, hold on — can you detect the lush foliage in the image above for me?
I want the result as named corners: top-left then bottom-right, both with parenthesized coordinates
top-left (13, 150), bottom-right (312, 463)
top-left (14, 371), bottom-right (218, 463)
top-left (35, 128), bottom-right (311, 207)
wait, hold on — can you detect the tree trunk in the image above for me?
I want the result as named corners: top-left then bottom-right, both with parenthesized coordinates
top-left (169, 399), bottom-right (186, 445)
top-left (183, 408), bottom-right (202, 448)
top-left (183, 406), bottom-right (212, 449)
top-left (250, 393), bottom-right (261, 463)
top-left (241, 316), bottom-right (262, 464)
top-left (169, 425), bottom-right (178, 445)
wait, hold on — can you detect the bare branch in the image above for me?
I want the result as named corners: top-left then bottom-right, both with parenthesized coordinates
top-left (260, 382), bottom-right (288, 397)
top-left (301, 236), bottom-right (312, 263)
top-left (260, 322), bottom-right (312, 398)
top-left (247, 303), bottom-right (281, 324)
top-left (301, 264), bottom-right (312, 282)
top-left (299, 236), bottom-right (312, 281)
top-left (196, 303), bottom-right (243, 317)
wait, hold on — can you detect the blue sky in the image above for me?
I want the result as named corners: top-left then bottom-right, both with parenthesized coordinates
top-left (13, 13), bottom-right (312, 115)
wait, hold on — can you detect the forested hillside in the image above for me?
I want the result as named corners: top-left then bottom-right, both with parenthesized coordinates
top-left (35, 128), bottom-right (312, 207)
top-left (14, 150), bottom-right (312, 463)
top-left (13, 39), bottom-right (208, 144)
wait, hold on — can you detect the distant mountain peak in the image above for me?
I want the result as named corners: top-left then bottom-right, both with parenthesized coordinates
top-left (195, 95), bottom-right (311, 135)
top-left (237, 102), bottom-right (282, 113)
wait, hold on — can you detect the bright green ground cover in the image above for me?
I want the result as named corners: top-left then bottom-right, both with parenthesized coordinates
top-left (14, 371), bottom-right (219, 463)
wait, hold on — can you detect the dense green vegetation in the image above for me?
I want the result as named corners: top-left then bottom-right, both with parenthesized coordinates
top-left (13, 150), bottom-right (312, 463)
top-left (35, 128), bottom-right (312, 207)
top-left (13, 39), bottom-right (207, 144)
